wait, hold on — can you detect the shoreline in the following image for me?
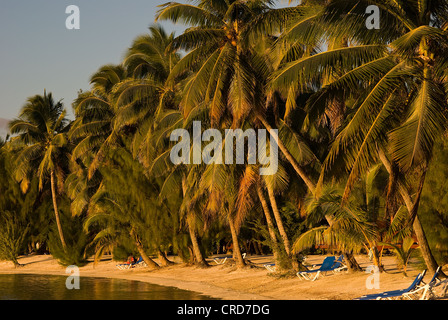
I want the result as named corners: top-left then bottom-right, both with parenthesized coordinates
top-left (0, 254), bottom-right (442, 300)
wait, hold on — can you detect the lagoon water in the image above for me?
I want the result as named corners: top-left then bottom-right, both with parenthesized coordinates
top-left (0, 274), bottom-right (215, 300)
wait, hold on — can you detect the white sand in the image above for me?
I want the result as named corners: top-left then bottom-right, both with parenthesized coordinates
top-left (0, 254), bottom-right (444, 300)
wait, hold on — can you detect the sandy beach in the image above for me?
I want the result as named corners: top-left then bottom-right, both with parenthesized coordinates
top-left (1, 253), bottom-right (444, 300)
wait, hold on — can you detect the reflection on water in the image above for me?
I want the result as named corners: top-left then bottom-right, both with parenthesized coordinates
top-left (0, 274), bottom-right (216, 300)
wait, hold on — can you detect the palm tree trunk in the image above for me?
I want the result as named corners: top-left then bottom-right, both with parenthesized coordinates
top-left (344, 252), bottom-right (363, 272)
top-left (266, 183), bottom-right (291, 256)
top-left (182, 175), bottom-right (209, 267)
top-left (130, 229), bottom-right (160, 270)
top-left (412, 215), bottom-right (441, 273)
top-left (405, 168), bottom-right (442, 276)
top-left (136, 244), bottom-right (160, 270)
top-left (157, 249), bottom-right (175, 266)
top-left (12, 258), bottom-right (21, 268)
top-left (266, 182), bottom-right (300, 271)
top-left (256, 184), bottom-right (279, 264)
top-left (228, 216), bottom-right (246, 268)
top-left (187, 211), bottom-right (209, 267)
top-left (371, 246), bottom-right (385, 272)
top-left (50, 170), bottom-right (67, 251)
top-left (378, 149), bottom-right (444, 277)
top-left (385, 161), bottom-right (400, 222)
top-left (187, 246), bottom-right (195, 264)
top-left (258, 116), bottom-right (316, 194)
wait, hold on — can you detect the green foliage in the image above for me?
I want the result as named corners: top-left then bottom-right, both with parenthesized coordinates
top-left (112, 242), bottom-right (138, 262)
top-left (48, 200), bottom-right (89, 266)
top-left (2, 1), bottom-right (448, 273)
top-left (0, 145), bottom-right (30, 263)
top-left (248, 217), bottom-right (292, 270)
top-left (280, 201), bottom-right (307, 243)
top-left (0, 211), bottom-right (28, 266)
top-left (381, 237), bottom-right (417, 276)
top-left (419, 137), bottom-right (448, 264)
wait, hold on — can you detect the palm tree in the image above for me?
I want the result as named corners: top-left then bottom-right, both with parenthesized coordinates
top-left (121, 25), bottom-right (185, 166)
top-left (118, 25), bottom-right (219, 267)
top-left (294, 164), bottom-right (416, 272)
top-left (155, 0), bottom-right (320, 195)
top-left (261, 160), bottom-right (300, 268)
top-left (69, 65), bottom-right (127, 178)
top-left (218, 164), bottom-right (248, 268)
top-left (273, 0), bottom-right (448, 275)
top-left (255, 182), bottom-right (281, 264)
top-left (149, 111), bottom-right (211, 267)
top-left (9, 91), bottom-right (70, 251)
top-left (155, 0), bottom-right (323, 269)
top-left (123, 24), bottom-right (180, 83)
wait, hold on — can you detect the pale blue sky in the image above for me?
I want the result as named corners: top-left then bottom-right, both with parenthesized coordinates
top-left (0, 0), bottom-right (188, 120)
top-left (0, 0), bottom-right (292, 122)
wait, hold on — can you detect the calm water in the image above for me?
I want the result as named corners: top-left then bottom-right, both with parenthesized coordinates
top-left (0, 274), bottom-right (216, 300)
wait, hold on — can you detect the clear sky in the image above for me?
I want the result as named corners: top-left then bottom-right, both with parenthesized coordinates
top-left (0, 0), bottom-right (188, 121)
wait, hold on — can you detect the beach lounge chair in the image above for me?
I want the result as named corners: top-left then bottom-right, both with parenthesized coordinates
top-left (213, 253), bottom-right (246, 265)
top-left (303, 255), bottom-right (347, 272)
top-left (331, 255), bottom-right (348, 273)
top-left (116, 261), bottom-right (134, 270)
top-left (214, 255), bottom-right (231, 264)
top-left (354, 270), bottom-right (427, 300)
top-left (116, 263), bottom-right (131, 270)
top-left (297, 256), bottom-right (337, 281)
top-left (402, 266), bottom-right (445, 300)
top-left (264, 263), bottom-right (276, 272)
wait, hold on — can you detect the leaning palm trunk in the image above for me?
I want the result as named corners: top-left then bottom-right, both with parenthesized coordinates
top-left (131, 230), bottom-right (160, 270)
top-left (187, 211), bottom-right (209, 267)
top-left (136, 243), bottom-right (160, 270)
top-left (130, 229), bottom-right (160, 270)
top-left (256, 185), bottom-right (280, 264)
top-left (267, 184), bottom-right (291, 255)
top-left (378, 149), bottom-right (444, 277)
top-left (228, 216), bottom-right (246, 268)
top-left (344, 252), bottom-right (363, 272)
top-left (258, 116), bottom-right (317, 194)
top-left (371, 246), bottom-right (385, 272)
top-left (157, 249), bottom-right (174, 266)
top-left (50, 170), bottom-right (67, 251)
top-left (266, 183), bottom-right (300, 271)
top-left (385, 161), bottom-right (400, 222)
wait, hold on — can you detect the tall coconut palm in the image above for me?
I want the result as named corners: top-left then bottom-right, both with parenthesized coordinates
top-left (9, 91), bottom-right (70, 251)
top-left (123, 24), bottom-right (180, 83)
top-left (69, 65), bottom-right (127, 178)
top-left (155, 0), bottom-right (323, 268)
top-left (121, 25), bottom-right (185, 164)
top-left (155, 0), bottom-right (319, 194)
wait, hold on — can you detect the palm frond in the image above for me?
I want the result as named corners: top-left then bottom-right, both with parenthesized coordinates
top-left (390, 72), bottom-right (447, 171)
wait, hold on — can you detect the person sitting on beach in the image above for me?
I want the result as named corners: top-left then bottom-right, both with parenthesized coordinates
top-left (126, 255), bottom-right (135, 265)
